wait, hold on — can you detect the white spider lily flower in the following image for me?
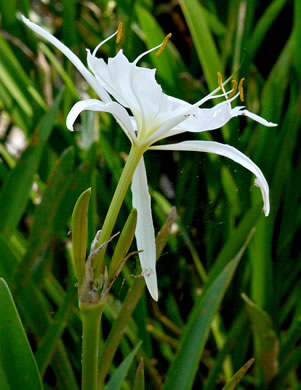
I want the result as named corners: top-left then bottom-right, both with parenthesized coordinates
top-left (22, 17), bottom-right (277, 301)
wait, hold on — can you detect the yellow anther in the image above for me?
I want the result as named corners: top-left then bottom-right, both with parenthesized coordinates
top-left (156, 33), bottom-right (172, 56)
top-left (239, 77), bottom-right (245, 102)
top-left (116, 22), bottom-right (123, 44)
top-left (228, 79), bottom-right (237, 99)
top-left (217, 71), bottom-right (224, 91)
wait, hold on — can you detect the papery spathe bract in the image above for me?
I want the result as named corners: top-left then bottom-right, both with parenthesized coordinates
top-left (22, 16), bottom-right (277, 301)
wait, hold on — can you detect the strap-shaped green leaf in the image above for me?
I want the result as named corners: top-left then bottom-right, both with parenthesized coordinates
top-left (105, 341), bottom-right (142, 390)
top-left (0, 278), bottom-right (43, 390)
top-left (179, 0), bottom-right (223, 91)
top-left (133, 358), bottom-right (145, 390)
top-left (163, 230), bottom-right (255, 390)
top-left (35, 284), bottom-right (77, 377)
top-left (72, 188), bottom-right (91, 286)
top-left (0, 91), bottom-right (63, 237)
top-left (11, 146), bottom-right (75, 296)
top-left (136, 5), bottom-right (186, 90)
top-left (222, 358), bottom-right (255, 390)
top-left (242, 293), bottom-right (279, 383)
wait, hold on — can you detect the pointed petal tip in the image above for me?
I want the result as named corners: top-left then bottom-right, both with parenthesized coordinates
top-left (21, 15), bottom-right (28, 23)
top-left (148, 283), bottom-right (159, 301)
top-left (144, 269), bottom-right (159, 301)
top-left (254, 178), bottom-right (270, 216)
top-left (143, 268), bottom-right (159, 300)
top-left (241, 109), bottom-right (277, 128)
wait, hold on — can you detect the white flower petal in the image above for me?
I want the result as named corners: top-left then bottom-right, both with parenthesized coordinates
top-left (163, 102), bottom-right (277, 136)
top-left (66, 99), bottom-right (137, 143)
top-left (87, 51), bottom-right (130, 108)
top-left (239, 109), bottom-right (277, 127)
top-left (147, 92), bottom-right (237, 144)
top-left (151, 140), bottom-right (270, 216)
top-left (87, 49), bottom-right (164, 133)
top-left (131, 157), bottom-right (158, 301)
top-left (22, 16), bottom-right (111, 102)
top-left (172, 101), bottom-right (238, 133)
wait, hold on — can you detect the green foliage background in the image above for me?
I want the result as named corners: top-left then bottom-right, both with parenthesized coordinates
top-left (0, 0), bottom-right (300, 389)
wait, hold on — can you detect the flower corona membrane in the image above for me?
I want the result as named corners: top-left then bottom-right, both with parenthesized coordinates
top-left (22, 17), bottom-right (277, 300)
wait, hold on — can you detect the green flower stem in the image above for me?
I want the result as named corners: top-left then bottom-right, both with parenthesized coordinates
top-left (80, 302), bottom-right (104, 390)
top-left (93, 144), bottom-right (146, 277)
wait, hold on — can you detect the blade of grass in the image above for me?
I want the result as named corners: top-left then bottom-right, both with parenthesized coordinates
top-left (11, 146), bottom-right (75, 296)
top-left (203, 313), bottom-right (249, 390)
top-left (242, 293), bottom-right (279, 383)
top-left (133, 358), bottom-right (144, 390)
top-left (39, 42), bottom-right (79, 98)
top-left (248, 0), bottom-right (287, 61)
top-left (0, 91), bottom-right (63, 237)
top-left (35, 283), bottom-right (78, 377)
top-left (179, 0), bottom-right (223, 91)
top-left (0, 278), bottom-right (43, 390)
top-left (135, 5), bottom-right (186, 90)
top-left (105, 341), bottom-right (142, 390)
top-left (208, 204), bottom-right (261, 284)
top-left (163, 229), bottom-right (255, 390)
top-left (98, 207), bottom-right (177, 387)
top-left (222, 358), bottom-right (255, 390)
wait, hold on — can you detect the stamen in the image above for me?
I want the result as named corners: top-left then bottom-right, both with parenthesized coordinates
top-left (217, 72), bottom-right (223, 90)
top-left (116, 22), bottom-right (123, 44)
top-left (239, 77), bottom-right (245, 102)
top-left (228, 80), bottom-right (237, 99)
top-left (156, 33), bottom-right (172, 56)
top-left (93, 30), bottom-right (118, 56)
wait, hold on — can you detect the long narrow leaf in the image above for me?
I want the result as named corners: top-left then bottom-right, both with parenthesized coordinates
top-left (0, 278), bottom-right (43, 390)
top-left (179, 0), bottom-right (223, 91)
top-left (105, 341), bottom-right (142, 390)
top-left (163, 230), bottom-right (255, 390)
top-left (242, 293), bottom-right (279, 383)
top-left (0, 91), bottom-right (63, 236)
top-left (11, 146), bottom-right (75, 295)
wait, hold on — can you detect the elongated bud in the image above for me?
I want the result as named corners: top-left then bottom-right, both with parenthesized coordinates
top-left (71, 188), bottom-right (91, 287)
top-left (108, 208), bottom-right (137, 281)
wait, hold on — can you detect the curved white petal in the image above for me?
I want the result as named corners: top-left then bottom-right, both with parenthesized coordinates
top-left (239, 109), bottom-right (277, 127)
top-left (151, 140), bottom-right (270, 216)
top-left (131, 157), bottom-right (158, 301)
top-left (87, 49), bottom-right (164, 133)
top-left (147, 92), bottom-right (237, 145)
top-left (22, 16), bottom-right (111, 102)
top-left (159, 95), bottom-right (277, 137)
top-left (172, 102), bottom-right (241, 134)
top-left (66, 99), bottom-right (137, 143)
